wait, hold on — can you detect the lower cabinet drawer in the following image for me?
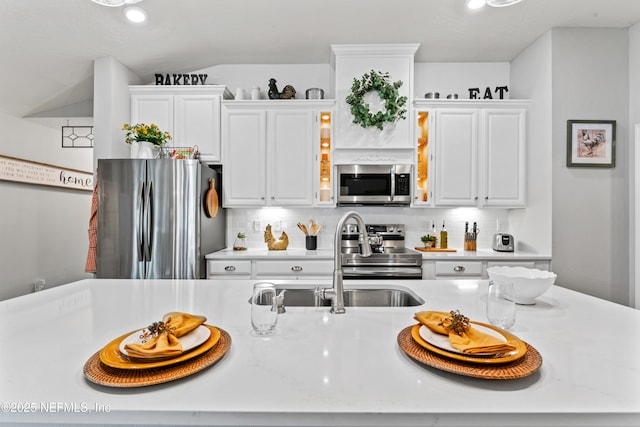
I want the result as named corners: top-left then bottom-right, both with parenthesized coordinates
top-left (434, 261), bottom-right (483, 277)
top-left (207, 260), bottom-right (252, 276)
top-left (255, 260), bottom-right (333, 277)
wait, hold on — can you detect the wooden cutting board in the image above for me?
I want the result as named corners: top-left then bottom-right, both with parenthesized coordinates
top-left (205, 178), bottom-right (219, 218)
top-left (414, 247), bottom-right (457, 252)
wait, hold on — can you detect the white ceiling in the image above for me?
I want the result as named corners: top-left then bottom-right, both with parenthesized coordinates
top-left (2, 0), bottom-right (640, 118)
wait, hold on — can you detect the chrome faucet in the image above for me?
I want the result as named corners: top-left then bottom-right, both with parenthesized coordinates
top-left (321, 211), bottom-right (372, 314)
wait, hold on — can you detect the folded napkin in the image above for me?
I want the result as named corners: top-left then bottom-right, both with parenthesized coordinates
top-left (414, 311), bottom-right (516, 356)
top-left (124, 312), bottom-right (207, 359)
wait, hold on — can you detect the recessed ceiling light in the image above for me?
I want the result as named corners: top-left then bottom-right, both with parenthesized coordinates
top-left (123, 6), bottom-right (147, 23)
top-left (466, 0), bottom-right (486, 10)
top-left (486, 0), bottom-right (524, 7)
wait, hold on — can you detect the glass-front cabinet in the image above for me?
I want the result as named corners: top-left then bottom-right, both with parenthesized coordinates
top-left (317, 111), bottom-right (333, 205)
top-left (414, 110), bottom-right (432, 206)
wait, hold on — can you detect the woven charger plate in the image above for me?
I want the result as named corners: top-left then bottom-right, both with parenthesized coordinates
top-left (397, 326), bottom-right (542, 380)
top-left (83, 328), bottom-right (231, 388)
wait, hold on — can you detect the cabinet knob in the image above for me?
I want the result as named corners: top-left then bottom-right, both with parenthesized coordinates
top-left (453, 266), bottom-right (466, 272)
top-left (485, 196), bottom-right (489, 200)
top-left (291, 265), bottom-right (303, 272)
top-left (271, 196), bottom-right (275, 200)
top-left (224, 265), bottom-right (236, 272)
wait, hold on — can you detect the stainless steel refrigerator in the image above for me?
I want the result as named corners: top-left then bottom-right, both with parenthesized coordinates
top-left (96, 159), bottom-right (226, 279)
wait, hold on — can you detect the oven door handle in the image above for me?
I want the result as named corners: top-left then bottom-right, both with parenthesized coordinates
top-left (390, 164), bottom-right (396, 199)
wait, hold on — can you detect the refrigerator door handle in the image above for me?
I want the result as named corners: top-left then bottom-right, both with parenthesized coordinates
top-left (137, 181), bottom-right (145, 262)
top-left (143, 180), bottom-right (153, 261)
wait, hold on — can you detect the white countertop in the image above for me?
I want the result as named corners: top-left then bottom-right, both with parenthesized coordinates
top-left (207, 248), bottom-right (334, 259)
top-left (206, 247), bottom-right (551, 261)
top-left (1, 278), bottom-right (638, 426)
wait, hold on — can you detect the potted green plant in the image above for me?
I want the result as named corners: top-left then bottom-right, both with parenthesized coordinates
top-left (421, 234), bottom-right (437, 248)
top-left (122, 122), bottom-right (172, 158)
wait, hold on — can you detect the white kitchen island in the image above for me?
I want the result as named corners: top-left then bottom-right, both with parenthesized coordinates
top-left (1, 278), bottom-right (639, 426)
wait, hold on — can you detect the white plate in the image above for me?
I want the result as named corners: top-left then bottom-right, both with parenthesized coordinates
top-left (119, 325), bottom-right (211, 356)
top-left (418, 323), bottom-right (513, 356)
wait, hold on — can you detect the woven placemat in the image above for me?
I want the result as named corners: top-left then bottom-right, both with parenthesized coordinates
top-left (397, 326), bottom-right (542, 380)
top-left (83, 328), bottom-right (231, 388)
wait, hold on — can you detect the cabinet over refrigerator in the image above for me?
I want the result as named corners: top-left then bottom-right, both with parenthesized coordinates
top-left (96, 159), bottom-right (226, 279)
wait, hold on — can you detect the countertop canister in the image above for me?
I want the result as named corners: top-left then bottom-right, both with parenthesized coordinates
top-left (305, 88), bottom-right (324, 99)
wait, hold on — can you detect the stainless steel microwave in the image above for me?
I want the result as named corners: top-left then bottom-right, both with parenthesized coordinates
top-left (337, 164), bottom-right (412, 206)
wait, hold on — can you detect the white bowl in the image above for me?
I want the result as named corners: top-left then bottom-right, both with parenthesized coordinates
top-left (487, 266), bottom-right (557, 305)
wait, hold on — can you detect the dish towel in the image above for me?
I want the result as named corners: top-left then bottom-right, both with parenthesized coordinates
top-left (84, 171), bottom-right (98, 273)
top-left (414, 311), bottom-right (516, 355)
top-left (124, 312), bottom-right (207, 359)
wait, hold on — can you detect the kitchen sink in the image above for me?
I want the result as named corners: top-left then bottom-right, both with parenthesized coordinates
top-left (252, 285), bottom-right (425, 308)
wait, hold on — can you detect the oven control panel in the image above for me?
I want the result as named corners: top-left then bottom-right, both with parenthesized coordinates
top-left (342, 223), bottom-right (405, 236)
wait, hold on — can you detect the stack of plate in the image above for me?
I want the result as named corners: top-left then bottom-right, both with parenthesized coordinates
top-left (83, 324), bottom-right (231, 387)
top-left (397, 314), bottom-right (542, 380)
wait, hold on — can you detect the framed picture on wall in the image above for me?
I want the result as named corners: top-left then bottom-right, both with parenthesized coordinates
top-left (566, 119), bottom-right (616, 168)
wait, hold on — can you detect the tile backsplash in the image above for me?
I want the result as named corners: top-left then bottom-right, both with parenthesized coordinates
top-left (226, 207), bottom-right (509, 252)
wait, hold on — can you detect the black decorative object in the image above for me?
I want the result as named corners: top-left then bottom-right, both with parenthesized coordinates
top-left (268, 78), bottom-right (296, 100)
top-left (62, 126), bottom-right (94, 148)
top-left (468, 86), bottom-right (509, 100)
top-left (155, 74), bottom-right (208, 85)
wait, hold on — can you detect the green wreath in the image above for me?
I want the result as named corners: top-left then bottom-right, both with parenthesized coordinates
top-left (345, 70), bottom-right (408, 130)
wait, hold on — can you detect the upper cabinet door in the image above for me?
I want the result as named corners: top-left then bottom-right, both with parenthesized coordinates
top-left (130, 94), bottom-right (174, 136)
top-left (175, 94), bottom-right (222, 162)
top-left (129, 86), bottom-right (230, 163)
top-left (268, 110), bottom-right (314, 206)
top-left (434, 109), bottom-right (478, 206)
top-left (222, 108), bottom-right (267, 207)
top-left (480, 109), bottom-right (526, 207)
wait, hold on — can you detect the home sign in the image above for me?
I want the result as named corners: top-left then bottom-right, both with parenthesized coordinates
top-left (155, 74), bottom-right (208, 85)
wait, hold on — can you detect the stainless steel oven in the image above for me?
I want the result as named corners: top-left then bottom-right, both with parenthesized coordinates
top-left (337, 164), bottom-right (412, 206)
top-left (341, 223), bottom-right (422, 279)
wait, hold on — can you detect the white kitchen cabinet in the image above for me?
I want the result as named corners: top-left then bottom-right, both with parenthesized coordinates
top-left (130, 85), bottom-right (232, 163)
top-left (222, 108), bottom-right (267, 206)
top-left (422, 258), bottom-right (550, 280)
top-left (254, 259), bottom-right (334, 279)
top-left (222, 101), bottom-right (334, 207)
top-left (414, 100), bottom-right (527, 208)
top-left (479, 108), bottom-right (526, 207)
top-left (206, 255), bottom-right (333, 280)
top-left (206, 260), bottom-right (252, 279)
top-left (434, 260), bottom-right (483, 279)
top-left (433, 109), bottom-right (479, 206)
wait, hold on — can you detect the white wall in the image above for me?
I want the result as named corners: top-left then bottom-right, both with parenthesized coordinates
top-left (628, 23), bottom-right (640, 308)
top-left (0, 112), bottom-right (93, 300)
top-left (414, 62), bottom-right (510, 100)
top-left (509, 32), bottom-right (553, 255)
top-left (551, 28), bottom-right (629, 304)
top-left (93, 56), bottom-right (142, 171)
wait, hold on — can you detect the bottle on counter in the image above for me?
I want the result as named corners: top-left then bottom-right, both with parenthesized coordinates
top-left (440, 220), bottom-right (448, 249)
top-left (430, 220), bottom-right (438, 248)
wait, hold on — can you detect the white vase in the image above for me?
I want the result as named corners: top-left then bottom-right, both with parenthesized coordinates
top-left (131, 141), bottom-right (157, 159)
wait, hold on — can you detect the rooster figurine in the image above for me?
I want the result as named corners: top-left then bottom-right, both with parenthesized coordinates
top-left (268, 78), bottom-right (296, 100)
top-left (264, 224), bottom-right (289, 250)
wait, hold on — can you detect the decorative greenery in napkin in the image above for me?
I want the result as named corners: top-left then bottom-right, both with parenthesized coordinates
top-left (414, 311), bottom-right (516, 355)
top-left (124, 312), bottom-right (206, 359)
